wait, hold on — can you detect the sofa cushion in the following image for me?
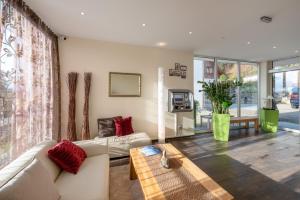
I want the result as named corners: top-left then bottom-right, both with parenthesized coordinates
top-left (97, 116), bottom-right (121, 137)
top-left (114, 117), bottom-right (123, 136)
top-left (48, 140), bottom-right (87, 174)
top-left (0, 159), bottom-right (60, 200)
top-left (114, 116), bottom-right (134, 136)
top-left (122, 117), bottom-right (134, 135)
top-left (36, 141), bottom-right (61, 182)
top-left (94, 132), bottom-right (152, 158)
top-left (55, 154), bottom-right (109, 200)
top-left (74, 140), bottom-right (108, 157)
top-left (0, 140), bottom-right (57, 188)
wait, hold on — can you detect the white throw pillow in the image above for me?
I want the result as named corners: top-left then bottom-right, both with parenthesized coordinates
top-left (0, 159), bottom-right (60, 200)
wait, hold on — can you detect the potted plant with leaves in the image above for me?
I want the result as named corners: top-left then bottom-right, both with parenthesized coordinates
top-left (199, 75), bottom-right (242, 141)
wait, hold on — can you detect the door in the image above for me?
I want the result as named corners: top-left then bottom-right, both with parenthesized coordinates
top-left (273, 71), bottom-right (300, 130)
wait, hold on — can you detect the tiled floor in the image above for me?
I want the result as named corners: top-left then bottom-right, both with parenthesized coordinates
top-left (167, 129), bottom-right (300, 200)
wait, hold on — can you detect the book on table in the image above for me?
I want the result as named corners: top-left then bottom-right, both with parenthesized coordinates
top-left (140, 145), bottom-right (161, 156)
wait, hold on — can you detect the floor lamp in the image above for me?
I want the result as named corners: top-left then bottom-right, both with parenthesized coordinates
top-left (158, 67), bottom-right (165, 143)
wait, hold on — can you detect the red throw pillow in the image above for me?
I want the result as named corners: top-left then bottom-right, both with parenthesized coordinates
top-left (123, 117), bottom-right (134, 135)
top-left (114, 117), bottom-right (123, 136)
top-left (48, 140), bottom-right (87, 174)
top-left (114, 116), bottom-right (134, 136)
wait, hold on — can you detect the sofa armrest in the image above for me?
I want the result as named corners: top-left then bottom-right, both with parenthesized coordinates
top-left (74, 140), bottom-right (108, 157)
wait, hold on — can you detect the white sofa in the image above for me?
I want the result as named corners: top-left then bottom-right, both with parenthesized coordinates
top-left (94, 132), bottom-right (152, 158)
top-left (0, 140), bottom-right (109, 200)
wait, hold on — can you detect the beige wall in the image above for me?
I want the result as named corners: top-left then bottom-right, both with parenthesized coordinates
top-left (59, 37), bottom-right (194, 139)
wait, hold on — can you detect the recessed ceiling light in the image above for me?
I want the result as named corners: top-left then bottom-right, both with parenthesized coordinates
top-left (142, 23), bottom-right (146, 27)
top-left (189, 31), bottom-right (193, 35)
top-left (273, 46), bottom-right (277, 49)
top-left (156, 42), bottom-right (167, 47)
top-left (247, 41), bottom-right (251, 45)
top-left (80, 12), bottom-right (85, 16)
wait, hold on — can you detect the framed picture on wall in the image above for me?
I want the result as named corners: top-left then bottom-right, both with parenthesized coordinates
top-left (174, 70), bottom-right (181, 76)
top-left (175, 63), bottom-right (180, 70)
top-left (181, 71), bottom-right (186, 79)
top-left (180, 65), bottom-right (187, 71)
top-left (169, 69), bottom-right (174, 76)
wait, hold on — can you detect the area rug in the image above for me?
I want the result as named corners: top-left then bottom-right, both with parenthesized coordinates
top-left (109, 164), bottom-right (144, 200)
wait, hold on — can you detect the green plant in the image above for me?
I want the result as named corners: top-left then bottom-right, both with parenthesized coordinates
top-left (198, 75), bottom-right (242, 114)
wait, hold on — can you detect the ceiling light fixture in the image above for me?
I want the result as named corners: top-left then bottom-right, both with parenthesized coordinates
top-left (157, 42), bottom-right (167, 47)
top-left (247, 41), bottom-right (251, 45)
top-left (273, 46), bottom-right (277, 49)
top-left (80, 12), bottom-right (85, 16)
top-left (142, 23), bottom-right (146, 27)
top-left (189, 32), bottom-right (193, 35)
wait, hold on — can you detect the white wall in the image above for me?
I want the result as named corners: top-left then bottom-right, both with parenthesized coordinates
top-left (59, 37), bottom-right (194, 139)
top-left (259, 62), bottom-right (268, 108)
top-left (259, 61), bottom-right (273, 108)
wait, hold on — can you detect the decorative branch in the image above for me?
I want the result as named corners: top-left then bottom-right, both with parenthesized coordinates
top-left (67, 72), bottom-right (78, 141)
top-left (81, 72), bottom-right (92, 140)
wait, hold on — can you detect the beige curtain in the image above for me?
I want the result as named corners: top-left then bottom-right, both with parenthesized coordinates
top-left (0, 0), bottom-right (60, 167)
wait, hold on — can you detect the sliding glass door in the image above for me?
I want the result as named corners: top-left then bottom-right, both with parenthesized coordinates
top-left (271, 57), bottom-right (300, 131)
top-left (273, 71), bottom-right (300, 129)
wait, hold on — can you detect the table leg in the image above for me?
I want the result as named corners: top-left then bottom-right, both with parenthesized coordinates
top-left (255, 119), bottom-right (259, 132)
top-left (207, 118), bottom-right (211, 130)
top-left (245, 121), bottom-right (249, 129)
top-left (129, 156), bottom-right (137, 180)
top-left (200, 116), bottom-right (203, 126)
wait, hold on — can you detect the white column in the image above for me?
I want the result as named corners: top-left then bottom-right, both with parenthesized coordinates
top-left (158, 67), bottom-right (165, 143)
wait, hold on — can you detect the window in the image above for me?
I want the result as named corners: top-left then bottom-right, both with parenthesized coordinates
top-left (0, 1), bottom-right (60, 169)
top-left (194, 58), bottom-right (215, 129)
top-left (240, 63), bottom-right (258, 116)
top-left (194, 57), bottom-right (259, 130)
top-left (272, 58), bottom-right (300, 131)
top-left (217, 60), bottom-right (238, 116)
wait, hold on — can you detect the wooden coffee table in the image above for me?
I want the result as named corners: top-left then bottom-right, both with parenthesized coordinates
top-left (129, 143), bottom-right (234, 200)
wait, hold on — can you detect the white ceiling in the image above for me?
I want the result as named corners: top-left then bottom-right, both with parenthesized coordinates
top-left (24, 0), bottom-right (300, 62)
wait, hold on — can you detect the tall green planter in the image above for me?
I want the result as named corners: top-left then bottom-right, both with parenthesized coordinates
top-left (213, 113), bottom-right (230, 141)
top-left (260, 109), bottom-right (279, 133)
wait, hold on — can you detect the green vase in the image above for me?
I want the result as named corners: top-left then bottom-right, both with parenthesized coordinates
top-left (260, 109), bottom-right (279, 133)
top-left (213, 113), bottom-right (230, 141)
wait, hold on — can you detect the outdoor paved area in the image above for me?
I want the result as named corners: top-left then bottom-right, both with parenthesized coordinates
top-left (277, 103), bottom-right (300, 124)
